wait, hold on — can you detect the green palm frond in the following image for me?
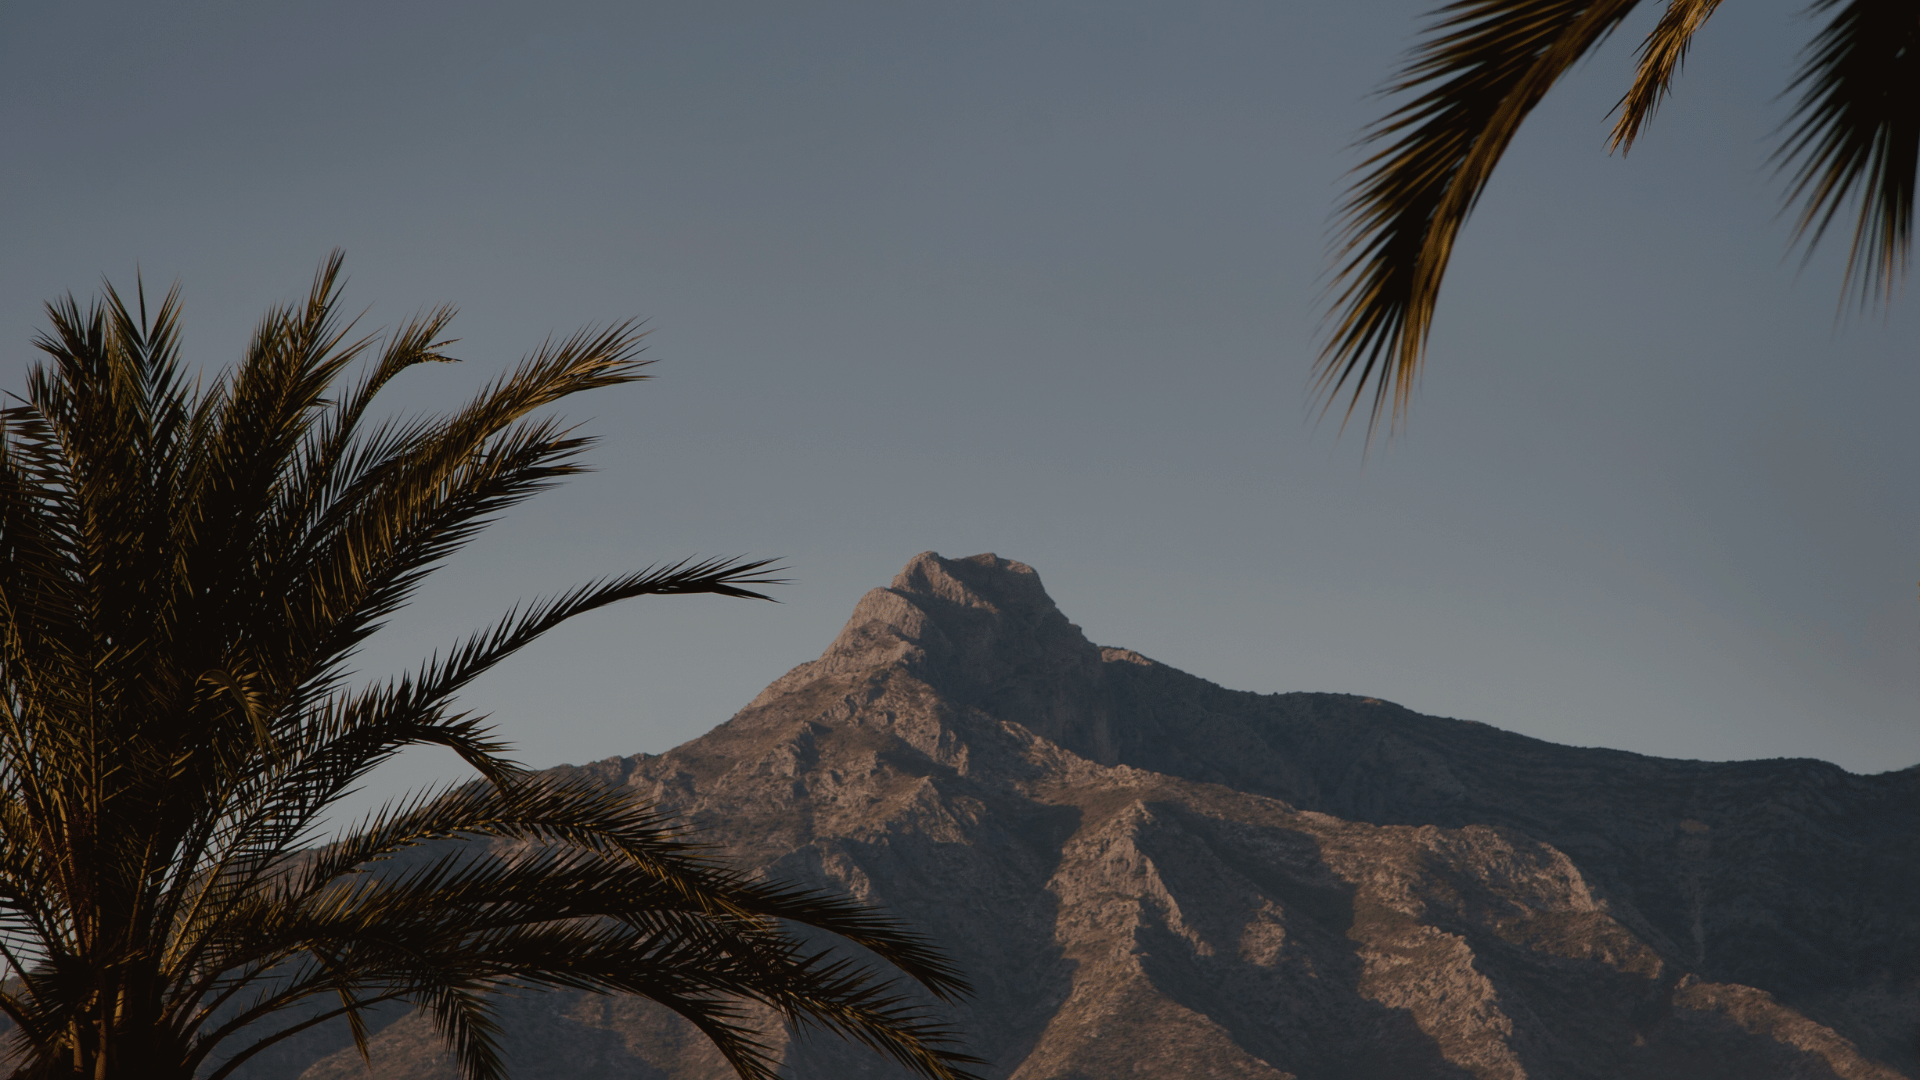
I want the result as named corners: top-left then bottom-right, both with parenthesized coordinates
top-left (0, 256), bottom-right (978, 1080)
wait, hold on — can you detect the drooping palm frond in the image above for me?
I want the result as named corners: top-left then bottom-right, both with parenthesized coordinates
top-left (1326, 0), bottom-right (1920, 432)
top-left (1321, 0), bottom-right (1646, 435)
top-left (0, 256), bottom-right (980, 1080)
top-left (177, 783), bottom-right (982, 1080)
top-left (1609, 0), bottom-right (1723, 153)
top-left (1778, 0), bottom-right (1920, 308)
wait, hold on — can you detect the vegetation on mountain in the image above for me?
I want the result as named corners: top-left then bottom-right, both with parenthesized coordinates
top-left (0, 256), bottom-right (979, 1080)
top-left (1322, 0), bottom-right (1920, 429)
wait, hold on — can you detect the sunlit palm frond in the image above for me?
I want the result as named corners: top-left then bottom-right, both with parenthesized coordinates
top-left (1609, 0), bottom-right (1723, 152)
top-left (1321, 0), bottom-right (1646, 434)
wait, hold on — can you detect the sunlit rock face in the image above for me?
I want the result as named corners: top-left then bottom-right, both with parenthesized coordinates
top-left (264, 552), bottom-right (1920, 1080)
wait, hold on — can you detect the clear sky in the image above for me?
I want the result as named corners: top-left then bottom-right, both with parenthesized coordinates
top-left (4, 1), bottom-right (1916, 820)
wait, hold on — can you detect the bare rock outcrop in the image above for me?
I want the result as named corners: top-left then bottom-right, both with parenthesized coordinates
top-left (269, 552), bottom-right (1920, 1079)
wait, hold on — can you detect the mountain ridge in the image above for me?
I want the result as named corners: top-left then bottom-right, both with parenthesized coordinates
top-left (268, 551), bottom-right (1920, 1080)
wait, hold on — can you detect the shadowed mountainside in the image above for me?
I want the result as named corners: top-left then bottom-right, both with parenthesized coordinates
top-left (263, 552), bottom-right (1920, 1079)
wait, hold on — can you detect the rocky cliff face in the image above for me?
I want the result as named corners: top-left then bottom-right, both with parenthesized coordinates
top-left (270, 552), bottom-right (1920, 1080)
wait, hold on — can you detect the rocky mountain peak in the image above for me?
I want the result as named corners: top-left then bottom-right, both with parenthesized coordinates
top-left (749, 553), bottom-right (1125, 759)
top-left (888, 551), bottom-right (1054, 616)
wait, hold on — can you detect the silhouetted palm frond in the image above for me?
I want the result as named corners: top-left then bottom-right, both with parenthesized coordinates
top-left (1778, 0), bottom-right (1920, 307)
top-left (0, 256), bottom-right (980, 1080)
top-left (1324, 0), bottom-right (1919, 433)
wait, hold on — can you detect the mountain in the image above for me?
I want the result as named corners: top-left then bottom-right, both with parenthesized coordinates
top-left (268, 552), bottom-right (1920, 1079)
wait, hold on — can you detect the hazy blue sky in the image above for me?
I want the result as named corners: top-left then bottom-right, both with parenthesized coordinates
top-left (4, 1), bottom-right (1916, 818)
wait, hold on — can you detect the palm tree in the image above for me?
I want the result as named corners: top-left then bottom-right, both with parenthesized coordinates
top-left (0, 255), bottom-right (981, 1080)
top-left (1321, 0), bottom-right (1919, 431)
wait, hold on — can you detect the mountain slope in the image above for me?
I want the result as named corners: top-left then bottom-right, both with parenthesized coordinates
top-left (275, 552), bottom-right (1920, 1080)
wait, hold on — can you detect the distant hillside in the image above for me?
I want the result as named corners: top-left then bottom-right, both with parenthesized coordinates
top-left (258, 552), bottom-right (1920, 1079)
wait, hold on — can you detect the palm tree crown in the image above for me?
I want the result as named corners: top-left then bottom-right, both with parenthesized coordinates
top-left (0, 256), bottom-right (981, 1080)
top-left (1321, 0), bottom-right (1920, 432)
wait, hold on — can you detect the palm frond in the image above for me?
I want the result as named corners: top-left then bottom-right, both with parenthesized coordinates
top-left (1609, 0), bottom-right (1724, 152)
top-left (203, 862), bottom-right (981, 1080)
top-left (163, 555), bottom-right (783, 926)
top-left (176, 774), bottom-right (979, 1080)
top-left (342, 556), bottom-right (782, 742)
top-left (0, 255), bottom-right (973, 1080)
top-left (1777, 0), bottom-right (1920, 308)
top-left (1321, 0), bottom-right (1645, 434)
top-left (276, 325), bottom-right (655, 686)
top-left (716, 876), bottom-right (973, 1003)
